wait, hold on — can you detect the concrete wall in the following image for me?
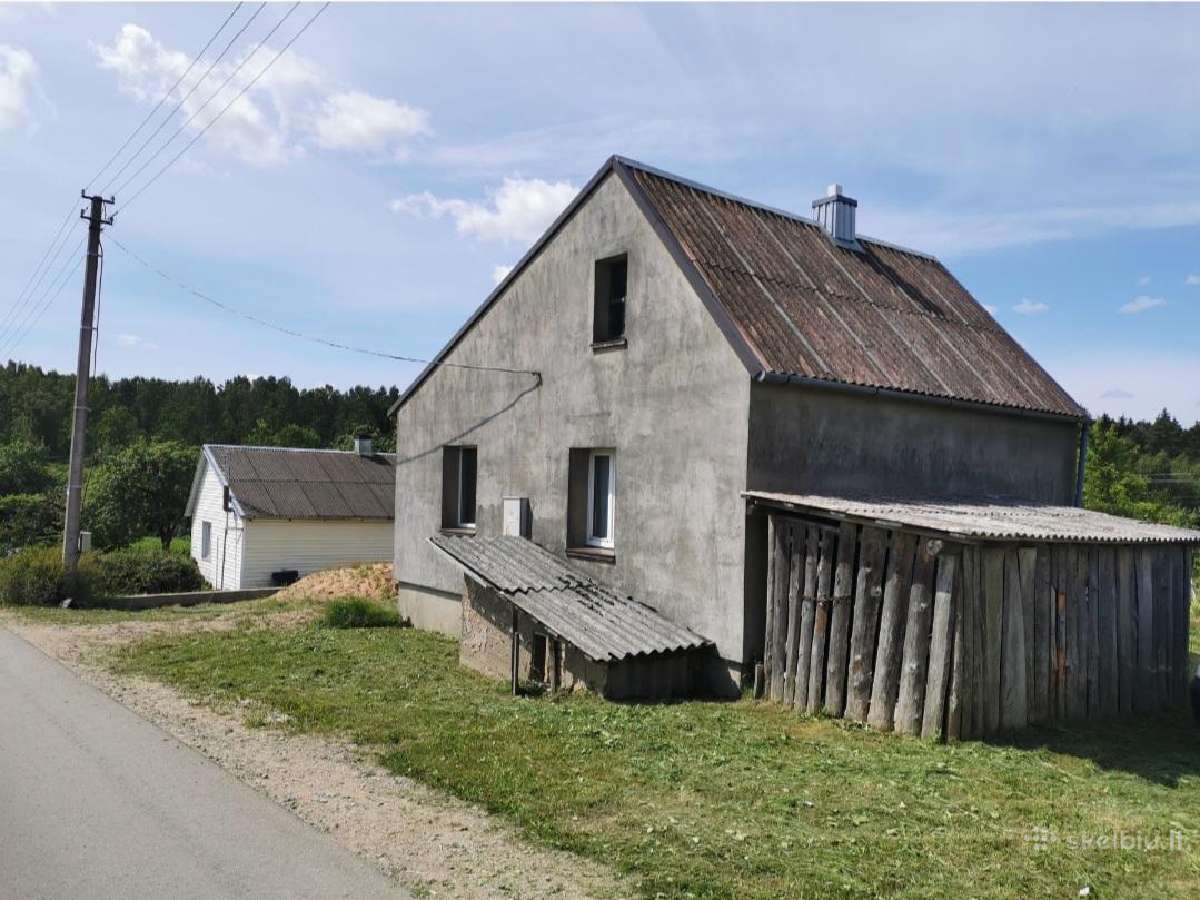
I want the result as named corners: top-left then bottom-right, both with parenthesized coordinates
top-left (239, 519), bottom-right (393, 589)
top-left (393, 172), bottom-right (751, 691)
top-left (747, 382), bottom-right (1081, 503)
top-left (190, 462), bottom-right (245, 590)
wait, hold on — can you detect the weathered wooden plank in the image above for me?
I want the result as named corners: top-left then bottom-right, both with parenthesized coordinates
top-left (1018, 547), bottom-right (1037, 720)
top-left (769, 522), bottom-right (793, 702)
top-left (763, 515), bottom-right (778, 696)
top-left (1153, 548), bottom-right (1171, 709)
top-left (1065, 546), bottom-right (1085, 720)
top-left (895, 539), bottom-right (939, 736)
top-left (981, 546), bottom-right (1005, 735)
top-left (1000, 548), bottom-right (1029, 731)
top-left (806, 528), bottom-right (836, 714)
top-left (1135, 548), bottom-right (1155, 713)
top-left (824, 522), bottom-right (860, 717)
top-left (1052, 545), bottom-right (1068, 722)
top-left (793, 527), bottom-right (820, 713)
top-left (922, 553), bottom-right (959, 740)
top-left (946, 549), bottom-right (967, 741)
top-left (1096, 547), bottom-right (1118, 718)
top-left (1173, 548), bottom-right (1190, 702)
top-left (1030, 547), bottom-right (1051, 724)
top-left (867, 531), bottom-right (918, 732)
top-left (1116, 547), bottom-right (1135, 717)
top-left (956, 546), bottom-right (979, 739)
top-left (782, 525), bottom-right (805, 707)
top-left (1086, 548), bottom-right (1101, 717)
top-left (844, 527), bottom-right (887, 723)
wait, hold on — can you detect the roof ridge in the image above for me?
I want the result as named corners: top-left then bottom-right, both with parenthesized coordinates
top-left (204, 443), bottom-right (396, 458)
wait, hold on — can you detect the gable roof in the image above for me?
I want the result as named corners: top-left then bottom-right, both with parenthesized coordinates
top-left (430, 533), bottom-right (712, 661)
top-left (186, 444), bottom-right (396, 521)
top-left (391, 156), bottom-right (1085, 420)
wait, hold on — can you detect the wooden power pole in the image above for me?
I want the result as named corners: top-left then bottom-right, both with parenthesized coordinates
top-left (62, 191), bottom-right (114, 575)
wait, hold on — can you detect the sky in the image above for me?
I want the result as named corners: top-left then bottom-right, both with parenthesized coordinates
top-left (2, 2), bottom-right (1199, 423)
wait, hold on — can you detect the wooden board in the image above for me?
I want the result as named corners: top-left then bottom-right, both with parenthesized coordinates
top-left (1135, 548), bottom-right (1155, 714)
top-left (1000, 548), bottom-right (1029, 731)
top-left (1052, 545), bottom-right (1068, 722)
top-left (824, 522), bottom-right (860, 716)
top-left (1030, 548), bottom-right (1051, 724)
top-left (867, 531), bottom-right (917, 732)
top-left (769, 521), bottom-right (792, 702)
top-left (1116, 547), bottom-right (1135, 717)
top-left (793, 528), bottom-right (820, 713)
top-left (1096, 548), bottom-right (1118, 719)
top-left (1065, 546), bottom-right (1085, 720)
top-left (981, 547), bottom-right (1005, 735)
top-left (763, 515), bottom-right (778, 697)
top-left (946, 549), bottom-right (967, 741)
top-left (844, 527), bottom-right (887, 723)
top-left (806, 528), bottom-right (836, 715)
top-left (782, 525), bottom-right (804, 707)
top-left (895, 539), bottom-right (939, 736)
top-left (922, 553), bottom-right (959, 740)
top-left (1019, 547), bottom-right (1037, 723)
top-left (1153, 549), bottom-right (1171, 708)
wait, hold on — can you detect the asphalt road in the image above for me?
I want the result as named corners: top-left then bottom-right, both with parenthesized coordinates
top-left (0, 628), bottom-right (409, 900)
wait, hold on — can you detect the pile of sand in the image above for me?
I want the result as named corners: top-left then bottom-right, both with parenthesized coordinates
top-left (273, 563), bottom-right (394, 604)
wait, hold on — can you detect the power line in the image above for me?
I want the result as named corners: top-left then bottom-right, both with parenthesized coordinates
top-left (102, 2), bottom-right (268, 195)
top-left (108, 236), bottom-right (541, 380)
top-left (0, 241), bottom-right (86, 358)
top-left (0, 202), bottom-right (78, 343)
top-left (87, 2), bottom-right (245, 192)
top-left (114, 2), bottom-right (300, 204)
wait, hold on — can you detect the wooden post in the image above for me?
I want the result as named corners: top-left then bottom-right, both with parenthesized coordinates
top-left (867, 531), bottom-right (917, 732)
top-left (783, 525), bottom-right (804, 707)
top-left (968, 545), bottom-right (986, 738)
top-left (806, 528), bottom-right (836, 714)
top-left (793, 528), bottom-right (820, 713)
top-left (1116, 547), bottom-right (1135, 716)
top-left (823, 522), bottom-right (859, 717)
top-left (511, 604), bottom-right (520, 695)
top-left (1135, 548), bottom-right (1155, 713)
top-left (752, 663), bottom-right (765, 700)
top-left (922, 552), bottom-right (958, 740)
top-left (1000, 548), bottom-right (1028, 731)
top-left (946, 550), bottom-right (966, 741)
top-left (763, 515), bottom-right (777, 697)
top-left (845, 527), bottom-right (887, 723)
top-left (770, 520), bottom-right (791, 702)
top-left (981, 547), bottom-right (1005, 735)
top-left (1097, 548), bottom-right (1118, 718)
top-left (550, 638), bottom-right (561, 693)
top-left (1030, 547), bottom-right (1051, 724)
top-left (958, 545), bottom-right (981, 739)
top-left (895, 538), bottom-right (939, 736)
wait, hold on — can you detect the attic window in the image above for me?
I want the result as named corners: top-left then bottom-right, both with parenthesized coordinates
top-left (442, 446), bottom-right (477, 530)
top-left (593, 254), bottom-right (627, 345)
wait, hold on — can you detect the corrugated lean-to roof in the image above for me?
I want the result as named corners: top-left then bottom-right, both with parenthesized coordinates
top-left (429, 533), bottom-right (712, 662)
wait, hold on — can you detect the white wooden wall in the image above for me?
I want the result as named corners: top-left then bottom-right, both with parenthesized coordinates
top-left (238, 518), bottom-right (393, 588)
top-left (189, 463), bottom-right (245, 590)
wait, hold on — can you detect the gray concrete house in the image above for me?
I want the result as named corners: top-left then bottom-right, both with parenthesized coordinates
top-left (391, 156), bottom-right (1197, 713)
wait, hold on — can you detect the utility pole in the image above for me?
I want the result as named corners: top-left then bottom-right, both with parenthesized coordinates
top-left (62, 191), bottom-right (114, 574)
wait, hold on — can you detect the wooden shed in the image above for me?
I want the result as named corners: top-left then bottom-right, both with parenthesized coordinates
top-left (747, 492), bottom-right (1200, 739)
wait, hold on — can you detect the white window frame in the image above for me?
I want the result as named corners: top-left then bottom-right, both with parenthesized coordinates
top-left (457, 447), bottom-right (477, 528)
top-left (585, 449), bottom-right (615, 549)
top-left (200, 521), bottom-right (212, 560)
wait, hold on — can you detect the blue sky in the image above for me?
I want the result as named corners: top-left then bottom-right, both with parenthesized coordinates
top-left (2, 2), bottom-right (1198, 422)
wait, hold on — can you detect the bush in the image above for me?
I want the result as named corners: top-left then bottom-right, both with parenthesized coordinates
top-left (0, 492), bottom-right (63, 555)
top-left (322, 598), bottom-right (400, 629)
top-left (0, 545), bottom-right (97, 606)
top-left (92, 547), bottom-right (204, 596)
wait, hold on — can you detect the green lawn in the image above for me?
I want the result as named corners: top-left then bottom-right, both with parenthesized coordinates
top-left (7, 592), bottom-right (314, 626)
top-left (105, 596), bottom-right (1200, 900)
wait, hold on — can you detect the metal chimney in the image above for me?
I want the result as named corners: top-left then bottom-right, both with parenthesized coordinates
top-left (354, 435), bottom-right (373, 456)
top-left (812, 183), bottom-right (858, 247)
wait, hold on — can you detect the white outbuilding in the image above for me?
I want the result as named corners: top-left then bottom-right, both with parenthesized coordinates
top-left (185, 441), bottom-right (395, 590)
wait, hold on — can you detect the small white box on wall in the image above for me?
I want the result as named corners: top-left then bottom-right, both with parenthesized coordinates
top-left (502, 497), bottom-right (531, 538)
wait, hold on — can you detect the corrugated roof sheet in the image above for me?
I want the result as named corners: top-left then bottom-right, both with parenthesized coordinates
top-left (205, 445), bottom-right (396, 520)
top-left (429, 534), bottom-right (711, 662)
top-left (745, 491), bottom-right (1200, 545)
top-left (626, 164), bottom-right (1086, 418)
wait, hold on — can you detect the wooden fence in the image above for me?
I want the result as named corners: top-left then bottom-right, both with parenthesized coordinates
top-left (760, 514), bottom-right (1194, 739)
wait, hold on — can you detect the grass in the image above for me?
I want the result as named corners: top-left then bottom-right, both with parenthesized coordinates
top-left (128, 535), bottom-right (191, 555)
top-left (4, 592), bottom-right (318, 626)
top-left (322, 598), bottom-right (401, 629)
top-left (103, 592), bottom-right (1200, 900)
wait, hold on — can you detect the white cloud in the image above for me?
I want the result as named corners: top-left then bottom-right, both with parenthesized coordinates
top-left (1186, 274), bottom-right (1200, 286)
top-left (1138, 275), bottom-right (1151, 286)
top-left (491, 264), bottom-right (514, 285)
top-left (94, 24), bottom-right (428, 167)
top-left (0, 44), bottom-right (39, 132)
top-left (1012, 298), bottom-right (1049, 315)
top-left (311, 91), bottom-right (429, 153)
top-left (116, 333), bottom-right (158, 351)
top-left (391, 176), bottom-right (578, 243)
top-left (1118, 295), bottom-right (1167, 315)
top-left (1100, 387), bottom-right (1134, 399)
top-left (1052, 348), bottom-right (1200, 425)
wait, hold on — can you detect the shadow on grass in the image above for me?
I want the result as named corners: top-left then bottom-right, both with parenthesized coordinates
top-left (988, 707), bottom-right (1200, 787)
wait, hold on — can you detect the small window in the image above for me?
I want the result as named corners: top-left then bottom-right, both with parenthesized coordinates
top-left (593, 254), bottom-right (627, 344)
top-left (586, 450), bottom-right (615, 548)
top-left (442, 446), bottom-right (478, 529)
top-left (200, 521), bottom-right (212, 560)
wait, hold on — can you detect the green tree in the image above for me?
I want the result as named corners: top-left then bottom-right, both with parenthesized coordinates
top-left (272, 423), bottom-right (321, 448)
top-left (83, 440), bottom-right (197, 551)
top-left (0, 440), bottom-right (53, 494)
top-left (93, 406), bottom-right (141, 454)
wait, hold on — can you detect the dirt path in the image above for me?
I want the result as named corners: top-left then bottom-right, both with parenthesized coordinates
top-left (2, 613), bottom-right (629, 900)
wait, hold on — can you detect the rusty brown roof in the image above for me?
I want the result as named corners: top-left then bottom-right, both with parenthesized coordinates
top-left (429, 533), bottom-right (711, 661)
top-left (196, 445), bottom-right (395, 521)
